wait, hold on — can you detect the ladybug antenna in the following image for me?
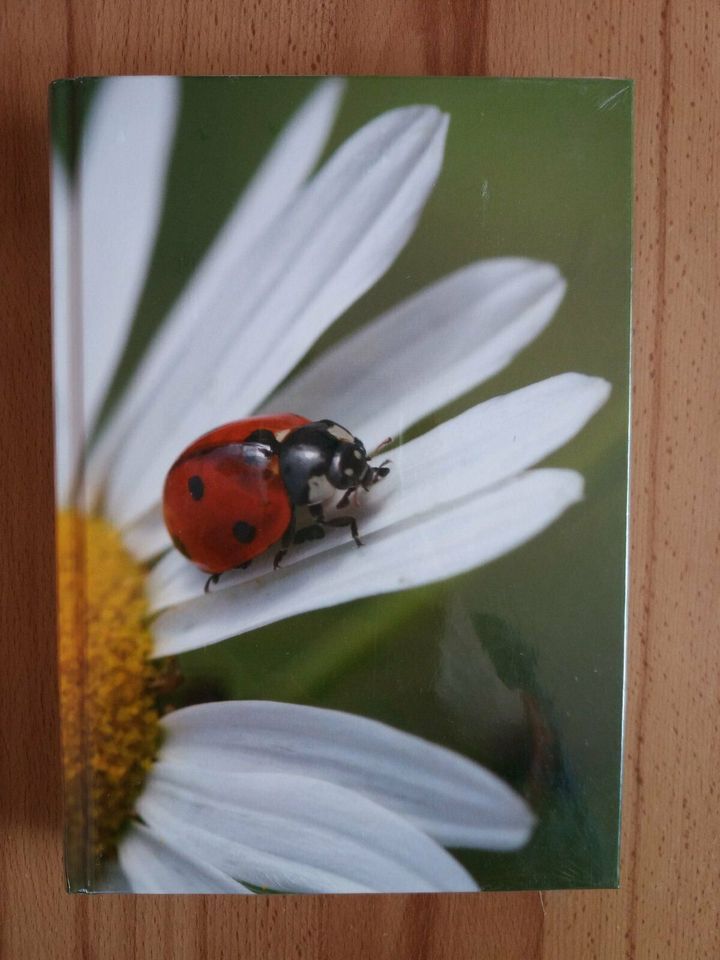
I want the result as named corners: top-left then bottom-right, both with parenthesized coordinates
top-left (369, 436), bottom-right (393, 459)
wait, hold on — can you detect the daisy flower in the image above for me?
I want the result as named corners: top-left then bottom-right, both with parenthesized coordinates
top-left (53, 77), bottom-right (609, 893)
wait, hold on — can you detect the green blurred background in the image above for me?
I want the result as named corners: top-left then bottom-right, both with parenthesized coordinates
top-left (54, 77), bottom-right (632, 890)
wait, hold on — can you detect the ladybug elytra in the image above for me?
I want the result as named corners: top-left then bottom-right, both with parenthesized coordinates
top-left (162, 414), bottom-right (391, 591)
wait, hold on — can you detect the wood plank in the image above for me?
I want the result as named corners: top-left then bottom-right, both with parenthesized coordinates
top-left (1, 1), bottom-right (717, 957)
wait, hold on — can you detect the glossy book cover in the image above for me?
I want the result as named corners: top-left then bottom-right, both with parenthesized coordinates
top-left (50, 76), bottom-right (632, 894)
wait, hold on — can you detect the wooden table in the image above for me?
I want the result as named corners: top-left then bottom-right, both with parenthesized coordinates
top-left (2, 2), bottom-right (717, 957)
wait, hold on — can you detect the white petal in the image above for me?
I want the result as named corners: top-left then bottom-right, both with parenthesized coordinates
top-left (51, 157), bottom-right (78, 506)
top-left (87, 80), bottom-right (344, 505)
top-left (104, 105), bottom-right (449, 528)
top-left (80, 77), bottom-right (180, 437)
top-left (121, 502), bottom-right (170, 562)
top-left (160, 702), bottom-right (535, 850)
top-left (218, 78), bottom-right (346, 251)
top-left (139, 768), bottom-right (477, 893)
top-left (150, 375), bottom-right (608, 609)
top-left (268, 258), bottom-right (567, 443)
top-left (117, 822), bottom-right (246, 893)
top-left (151, 468), bottom-right (583, 654)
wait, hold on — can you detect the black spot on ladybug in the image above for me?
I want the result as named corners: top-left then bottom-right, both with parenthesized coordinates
top-left (188, 475), bottom-right (204, 500)
top-left (172, 535), bottom-right (190, 558)
top-left (232, 520), bottom-right (256, 544)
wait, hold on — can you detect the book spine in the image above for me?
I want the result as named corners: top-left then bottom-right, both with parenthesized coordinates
top-left (50, 80), bottom-right (93, 894)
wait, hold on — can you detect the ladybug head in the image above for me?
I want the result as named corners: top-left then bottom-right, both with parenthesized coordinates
top-left (279, 420), bottom-right (389, 506)
top-left (326, 434), bottom-right (371, 490)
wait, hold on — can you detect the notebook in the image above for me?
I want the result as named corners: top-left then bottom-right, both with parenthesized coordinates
top-left (51, 75), bottom-right (632, 893)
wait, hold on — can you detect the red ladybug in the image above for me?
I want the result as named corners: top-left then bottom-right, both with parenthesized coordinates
top-left (163, 414), bottom-right (391, 591)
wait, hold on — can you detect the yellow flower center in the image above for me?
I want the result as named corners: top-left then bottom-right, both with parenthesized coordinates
top-left (57, 511), bottom-right (162, 872)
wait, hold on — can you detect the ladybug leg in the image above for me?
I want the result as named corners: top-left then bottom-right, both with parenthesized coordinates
top-left (322, 514), bottom-right (363, 548)
top-left (336, 460), bottom-right (390, 508)
top-left (363, 459), bottom-right (391, 490)
top-left (204, 573), bottom-right (222, 594)
top-left (335, 487), bottom-right (356, 510)
top-left (312, 503), bottom-right (363, 548)
top-left (294, 524), bottom-right (325, 544)
top-left (374, 458), bottom-right (391, 480)
top-left (273, 512), bottom-right (297, 570)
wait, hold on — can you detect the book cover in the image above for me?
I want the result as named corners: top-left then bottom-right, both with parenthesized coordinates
top-left (51, 76), bottom-right (632, 894)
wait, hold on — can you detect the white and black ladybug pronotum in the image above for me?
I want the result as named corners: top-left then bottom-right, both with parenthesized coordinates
top-left (163, 414), bottom-right (391, 591)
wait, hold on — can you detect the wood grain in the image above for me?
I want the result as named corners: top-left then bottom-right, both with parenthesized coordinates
top-left (1, 1), bottom-right (718, 957)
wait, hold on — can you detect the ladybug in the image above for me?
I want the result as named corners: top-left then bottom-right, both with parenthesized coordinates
top-left (162, 414), bottom-right (391, 592)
